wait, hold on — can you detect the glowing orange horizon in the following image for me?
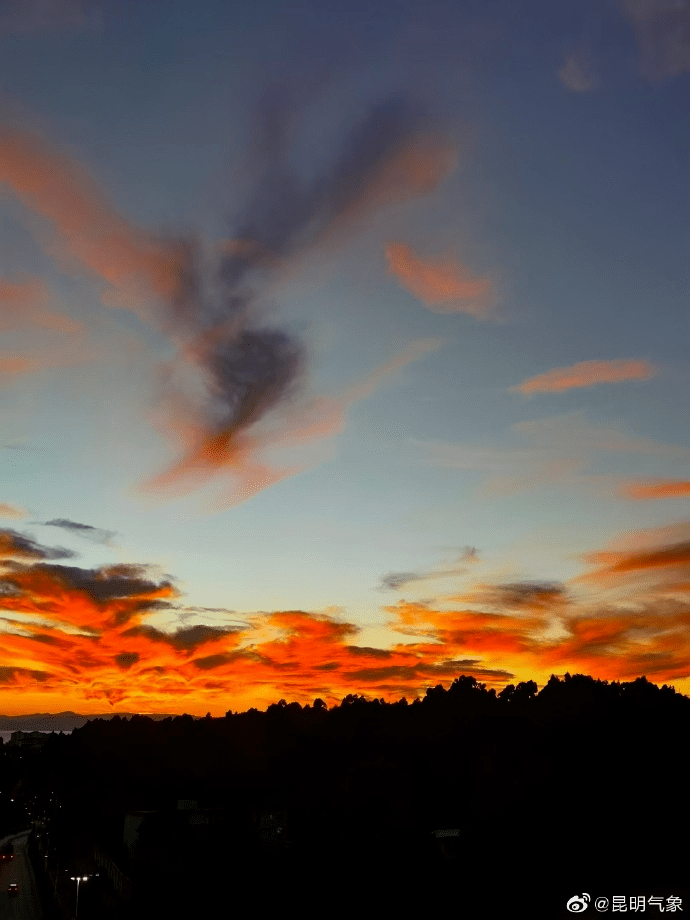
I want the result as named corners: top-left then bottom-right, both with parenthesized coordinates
top-left (1, 519), bottom-right (689, 716)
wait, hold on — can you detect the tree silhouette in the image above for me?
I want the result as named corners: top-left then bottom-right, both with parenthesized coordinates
top-left (14, 672), bottom-right (690, 917)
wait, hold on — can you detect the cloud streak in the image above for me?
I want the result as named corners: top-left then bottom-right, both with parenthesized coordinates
top-left (0, 276), bottom-right (84, 336)
top-left (42, 519), bottom-right (116, 544)
top-left (620, 0), bottom-right (690, 82)
top-left (144, 337), bottom-right (443, 508)
top-left (384, 242), bottom-right (494, 316)
top-left (0, 123), bottom-right (184, 324)
top-left (0, 344), bottom-right (95, 382)
top-left (143, 99), bottom-right (455, 502)
top-left (1, 98), bottom-right (456, 505)
top-left (0, 529), bottom-right (75, 561)
top-left (379, 546), bottom-right (480, 592)
top-left (418, 410), bottom-right (690, 498)
top-left (513, 359), bottom-right (656, 394)
top-left (621, 479), bottom-right (690, 500)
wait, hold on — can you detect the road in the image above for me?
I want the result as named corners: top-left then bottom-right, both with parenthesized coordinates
top-left (0, 832), bottom-right (42, 920)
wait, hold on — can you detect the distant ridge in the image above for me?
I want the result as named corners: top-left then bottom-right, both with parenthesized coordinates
top-left (0, 712), bottom-right (196, 732)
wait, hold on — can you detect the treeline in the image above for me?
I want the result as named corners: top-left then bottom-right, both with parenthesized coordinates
top-left (12, 673), bottom-right (690, 916)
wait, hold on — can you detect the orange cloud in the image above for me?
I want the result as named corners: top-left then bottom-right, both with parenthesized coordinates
top-left (0, 529), bottom-right (74, 561)
top-left (621, 479), bottom-right (690, 500)
top-left (0, 504), bottom-right (26, 519)
top-left (333, 137), bottom-right (458, 233)
top-left (384, 242), bottom-right (494, 316)
top-left (513, 359), bottom-right (656, 394)
top-left (0, 124), bottom-right (183, 321)
top-left (1, 114), bottom-right (456, 508)
top-left (143, 338), bottom-right (442, 508)
top-left (0, 275), bottom-right (84, 335)
top-left (1, 523), bottom-right (690, 714)
top-left (0, 353), bottom-right (45, 378)
top-left (573, 523), bottom-right (690, 607)
top-left (580, 540), bottom-right (690, 581)
top-left (0, 343), bottom-right (95, 381)
top-left (535, 601), bottom-right (690, 683)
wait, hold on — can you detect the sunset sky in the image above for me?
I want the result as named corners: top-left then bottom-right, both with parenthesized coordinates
top-left (1, 0), bottom-right (689, 716)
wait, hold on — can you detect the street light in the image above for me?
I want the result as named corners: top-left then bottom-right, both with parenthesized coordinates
top-left (70, 876), bottom-right (88, 918)
top-left (69, 873), bottom-right (99, 917)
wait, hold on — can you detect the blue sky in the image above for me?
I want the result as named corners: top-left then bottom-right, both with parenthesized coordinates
top-left (0, 0), bottom-right (689, 714)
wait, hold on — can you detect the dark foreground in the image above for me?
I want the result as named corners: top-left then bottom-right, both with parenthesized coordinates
top-left (1, 675), bottom-right (687, 918)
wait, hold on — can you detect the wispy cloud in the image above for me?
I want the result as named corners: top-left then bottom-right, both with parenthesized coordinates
top-left (0, 276), bottom-right (84, 336)
top-left (0, 504), bottom-right (26, 519)
top-left (0, 122), bottom-right (181, 324)
top-left (619, 0), bottom-right (690, 82)
top-left (0, 529), bottom-right (75, 561)
top-left (144, 99), bottom-right (455, 504)
top-left (577, 522), bottom-right (690, 590)
top-left (418, 410), bottom-right (690, 498)
top-left (379, 546), bottom-right (479, 592)
top-left (621, 479), bottom-right (690, 500)
top-left (143, 337), bottom-right (443, 509)
top-left (41, 518), bottom-right (116, 545)
top-left (1, 99), bottom-right (456, 506)
top-left (557, 50), bottom-right (598, 92)
top-left (0, 345), bottom-right (94, 382)
top-left (384, 242), bottom-right (494, 316)
top-left (468, 580), bottom-right (569, 612)
top-left (512, 358), bottom-right (656, 395)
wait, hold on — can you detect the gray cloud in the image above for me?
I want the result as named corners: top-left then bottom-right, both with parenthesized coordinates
top-left (0, 665), bottom-right (49, 683)
top-left (225, 96), bottom-right (450, 268)
top-left (27, 632), bottom-right (63, 645)
top-left (191, 654), bottom-right (232, 671)
top-left (488, 581), bottom-right (568, 609)
top-left (121, 623), bottom-right (242, 652)
top-left (0, 528), bottom-right (75, 561)
top-left (0, 560), bottom-right (175, 628)
top-left (42, 518), bottom-right (116, 544)
top-left (346, 645), bottom-right (394, 659)
top-left (28, 563), bottom-right (169, 603)
top-left (150, 94), bottom-right (455, 495)
top-left (620, 0), bottom-right (690, 82)
top-left (189, 649), bottom-right (275, 670)
top-left (379, 547), bottom-right (479, 591)
top-left (380, 571), bottom-right (426, 591)
top-left (347, 661), bottom-right (514, 682)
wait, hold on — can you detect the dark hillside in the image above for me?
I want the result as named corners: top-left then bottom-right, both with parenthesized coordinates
top-left (5, 674), bottom-right (688, 916)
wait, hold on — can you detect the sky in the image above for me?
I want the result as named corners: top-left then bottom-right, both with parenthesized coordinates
top-left (0, 0), bottom-right (689, 716)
